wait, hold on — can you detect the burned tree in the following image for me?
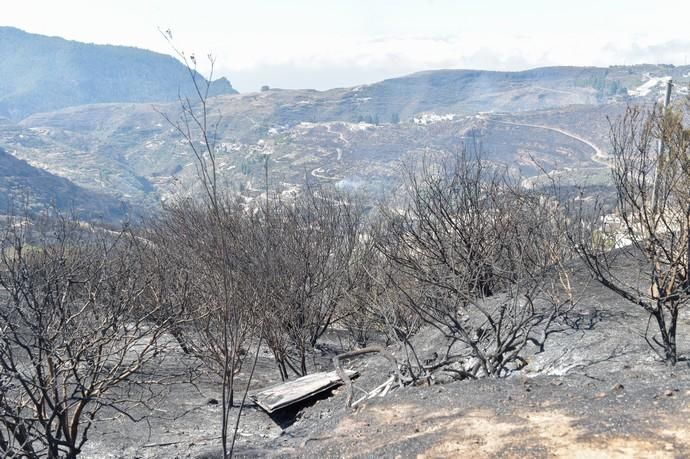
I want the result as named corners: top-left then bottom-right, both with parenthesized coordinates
top-left (156, 31), bottom-right (261, 457)
top-left (572, 104), bottom-right (690, 364)
top-left (260, 187), bottom-right (364, 379)
top-left (342, 220), bottom-right (422, 351)
top-left (375, 151), bottom-right (574, 381)
top-left (0, 213), bottom-right (173, 458)
top-left (149, 197), bottom-right (258, 376)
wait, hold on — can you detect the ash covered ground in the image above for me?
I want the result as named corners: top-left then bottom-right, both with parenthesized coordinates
top-left (81, 264), bottom-right (690, 459)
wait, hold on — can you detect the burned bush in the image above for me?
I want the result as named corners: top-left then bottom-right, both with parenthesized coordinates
top-left (374, 152), bottom-right (574, 381)
top-left (0, 213), bottom-right (173, 458)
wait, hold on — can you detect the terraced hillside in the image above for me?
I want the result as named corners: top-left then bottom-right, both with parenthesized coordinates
top-left (1, 57), bottom-right (689, 216)
top-left (0, 146), bottom-right (128, 220)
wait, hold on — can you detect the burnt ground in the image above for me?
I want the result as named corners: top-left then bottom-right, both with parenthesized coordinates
top-left (81, 263), bottom-right (690, 458)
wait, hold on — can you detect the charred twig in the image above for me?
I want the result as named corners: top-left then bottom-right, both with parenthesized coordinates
top-left (333, 346), bottom-right (403, 408)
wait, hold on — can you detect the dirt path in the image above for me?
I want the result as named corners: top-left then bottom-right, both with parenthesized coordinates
top-left (490, 118), bottom-right (610, 167)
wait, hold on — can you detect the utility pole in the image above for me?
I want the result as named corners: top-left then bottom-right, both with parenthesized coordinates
top-left (651, 79), bottom-right (673, 218)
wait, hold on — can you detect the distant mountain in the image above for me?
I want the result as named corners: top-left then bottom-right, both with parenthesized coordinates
top-left (2, 59), bottom-right (689, 211)
top-left (262, 64), bottom-right (690, 125)
top-left (163, 64), bottom-right (686, 131)
top-left (350, 67), bottom-right (622, 119)
top-left (0, 146), bottom-right (129, 221)
top-left (0, 27), bottom-right (237, 121)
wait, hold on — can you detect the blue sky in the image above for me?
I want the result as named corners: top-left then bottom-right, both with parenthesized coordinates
top-left (3, 0), bottom-right (690, 91)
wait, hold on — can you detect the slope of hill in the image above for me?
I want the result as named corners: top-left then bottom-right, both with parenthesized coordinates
top-left (0, 146), bottom-right (129, 221)
top-left (2, 56), bottom-right (689, 211)
top-left (74, 257), bottom-right (690, 458)
top-left (219, 64), bottom-right (688, 127)
top-left (0, 26), bottom-right (237, 121)
top-left (3, 99), bottom-right (618, 207)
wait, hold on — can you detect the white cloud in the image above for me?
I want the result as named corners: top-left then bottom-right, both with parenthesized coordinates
top-left (3, 0), bottom-right (690, 91)
top-left (216, 29), bottom-right (690, 91)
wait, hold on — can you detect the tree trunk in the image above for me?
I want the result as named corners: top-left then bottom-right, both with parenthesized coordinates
top-left (300, 349), bottom-right (307, 376)
top-left (653, 308), bottom-right (677, 365)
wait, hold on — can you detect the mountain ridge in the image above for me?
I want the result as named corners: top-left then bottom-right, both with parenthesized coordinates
top-left (0, 26), bottom-right (237, 121)
top-left (2, 29), bottom-right (690, 218)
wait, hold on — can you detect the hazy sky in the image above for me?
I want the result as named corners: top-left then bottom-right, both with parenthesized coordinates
top-left (3, 0), bottom-right (690, 92)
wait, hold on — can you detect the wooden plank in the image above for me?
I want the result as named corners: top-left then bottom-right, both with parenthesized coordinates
top-left (250, 369), bottom-right (358, 413)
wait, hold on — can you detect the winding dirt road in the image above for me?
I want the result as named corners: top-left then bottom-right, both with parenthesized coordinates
top-left (490, 118), bottom-right (609, 167)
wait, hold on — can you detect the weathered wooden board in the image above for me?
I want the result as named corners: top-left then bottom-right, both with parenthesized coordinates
top-left (250, 369), bottom-right (358, 413)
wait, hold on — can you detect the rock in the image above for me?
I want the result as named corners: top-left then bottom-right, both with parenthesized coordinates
top-left (433, 373), bottom-right (455, 385)
top-left (594, 392), bottom-right (607, 399)
top-left (207, 398), bottom-right (219, 405)
top-left (664, 389), bottom-right (675, 397)
top-left (464, 357), bottom-right (480, 373)
top-left (611, 383), bottom-right (624, 392)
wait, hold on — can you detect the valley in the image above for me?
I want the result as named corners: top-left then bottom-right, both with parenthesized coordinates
top-left (3, 64), bottom-right (687, 217)
top-left (3, 16), bottom-right (690, 459)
